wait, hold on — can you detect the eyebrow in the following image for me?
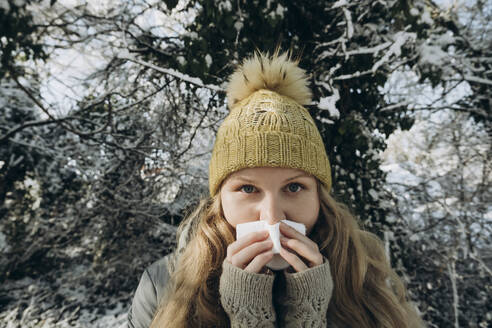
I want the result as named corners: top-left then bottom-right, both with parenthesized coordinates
top-left (232, 173), bottom-right (311, 183)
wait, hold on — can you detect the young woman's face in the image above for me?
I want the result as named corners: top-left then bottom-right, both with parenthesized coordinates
top-left (220, 167), bottom-right (320, 234)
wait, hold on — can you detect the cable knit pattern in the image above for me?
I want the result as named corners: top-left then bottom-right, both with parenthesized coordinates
top-left (219, 260), bottom-right (277, 327)
top-left (219, 258), bottom-right (333, 328)
top-left (279, 258), bottom-right (333, 327)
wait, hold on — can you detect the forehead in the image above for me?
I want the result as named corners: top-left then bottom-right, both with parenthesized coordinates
top-left (226, 167), bottom-right (314, 182)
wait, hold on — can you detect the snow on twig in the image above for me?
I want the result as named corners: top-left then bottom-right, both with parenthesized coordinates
top-left (342, 6), bottom-right (354, 40)
top-left (333, 69), bottom-right (372, 80)
top-left (120, 55), bottom-right (224, 93)
top-left (331, 0), bottom-right (348, 10)
top-left (372, 31), bottom-right (416, 73)
top-left (447, 259), bottom-right (460, 328)
top-left (464, 75), bottom-right (492, 86)
top-left (379, 101), bottom-right (410, 112)
top-left (318, 88), bottom-right (340, 119)
top-left (340, 42), bottom-right (392, 56)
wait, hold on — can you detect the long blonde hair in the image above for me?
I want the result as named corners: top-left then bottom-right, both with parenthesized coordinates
top-left (150, 181), bottom-right (424, 327)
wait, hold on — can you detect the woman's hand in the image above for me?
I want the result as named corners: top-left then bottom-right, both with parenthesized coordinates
top-left (279, 221), bottom-right (323, 272)
top-left (226, 230), bottom-right (274, 273)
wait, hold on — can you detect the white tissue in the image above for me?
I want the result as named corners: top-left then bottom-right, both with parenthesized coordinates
top-left (267, 224), bottom-right (281, 253)
top-left (236, 219), bottom-right (306, 270)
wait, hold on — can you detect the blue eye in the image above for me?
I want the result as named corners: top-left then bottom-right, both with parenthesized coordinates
top-left (287, 183), bottom-right (304, 193)
top-left (239, 185), bottom-right (256, 193)
top-left (237, 183), bottom-right (304, 194)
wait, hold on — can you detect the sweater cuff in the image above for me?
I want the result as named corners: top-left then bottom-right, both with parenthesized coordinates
top-left (220, 259), bottom-right (275, 308)
top-left (283, 256), bottom-right (333, 301)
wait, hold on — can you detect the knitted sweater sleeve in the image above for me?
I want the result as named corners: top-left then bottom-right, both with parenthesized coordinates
top-left (219, 259), bottom-right (277, 328)
top-left (277, 257), bottom-right (333, 328)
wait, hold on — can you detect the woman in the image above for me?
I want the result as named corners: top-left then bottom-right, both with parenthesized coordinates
top-left (127, 47), bottom-right (424, 328)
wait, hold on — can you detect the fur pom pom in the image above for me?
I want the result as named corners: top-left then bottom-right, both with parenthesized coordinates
top-left (226, 49), bottom-right (312, 110)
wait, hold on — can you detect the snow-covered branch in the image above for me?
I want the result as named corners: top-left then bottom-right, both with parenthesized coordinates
top-left (463, 75), bottom-right (492, 86)
top-left (120, 55), bottom-right (224, 93)
top-left (372, 32), bottom-right (416, 73)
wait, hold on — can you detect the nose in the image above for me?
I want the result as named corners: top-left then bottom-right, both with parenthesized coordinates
top-left (259, 193), bottom-right (286, 225)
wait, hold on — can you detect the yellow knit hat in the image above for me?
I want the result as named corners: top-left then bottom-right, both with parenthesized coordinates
top-left (208, 49), bottom-right (332, 196)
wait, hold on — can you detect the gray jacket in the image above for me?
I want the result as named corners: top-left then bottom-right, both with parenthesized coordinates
top-left (127, 219), bottom-right (193, 328)
top-left (127, 254), bottom-right (174, 328)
